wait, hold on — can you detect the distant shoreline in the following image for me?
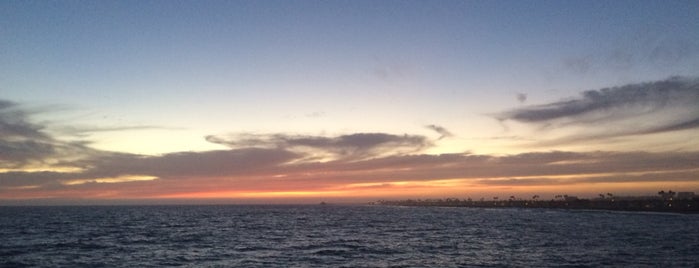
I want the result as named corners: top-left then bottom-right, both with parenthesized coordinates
top-left (373, 198), bottom-right (699, 214)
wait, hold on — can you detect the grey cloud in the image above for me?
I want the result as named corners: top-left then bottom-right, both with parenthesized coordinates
top-left (516, 93), bottom-right (527, 103)
top-left (499, 77), bottom-right (699, 122)
top-left (0, 171), bottom-right (74, 188)
top-left (0, 100), bottom-right (50, 140)
top-left (0, 148), bottom-right (300, 190)
top-left (206, 132), bottom-right (431, 160)
top-left (0, 99), bottom-right (182, 170)
top-left (638, 118), bottom-right (699, 135)
top-left (647, 38), bottom-right (696, 68)
top-left (564, 33), bottom-right (699, 74)
top-left (497, 76), bottom-right (699, 138)
top-left (0, 100), bottom-right (13, 109)
top-left (425, 125), bottom-right (453, 140)
top-left (0, 140), bottom-right (56, 167)
top-left (4, 146), bottom-right (699, 195)
top-left (87, 148), bottom-right (299, 179)
top-left (75, 150), bottom-right (699, 190)
top-left (563, 56), bottom-right (592, 74)
top-left (271, 150), bottom-right (699, 186)
top-left (0, 100), bottom-right (97, 168)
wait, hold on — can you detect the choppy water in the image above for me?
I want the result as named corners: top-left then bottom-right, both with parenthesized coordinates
top-left (1, 205), bottom-right (698, 267)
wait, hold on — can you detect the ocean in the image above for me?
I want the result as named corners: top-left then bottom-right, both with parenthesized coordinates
top-left (1, 205), bottom-right (698, 267)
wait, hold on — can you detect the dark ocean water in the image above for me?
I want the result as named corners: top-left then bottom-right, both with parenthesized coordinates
top-left (1, 205), bottom-right (698, 267)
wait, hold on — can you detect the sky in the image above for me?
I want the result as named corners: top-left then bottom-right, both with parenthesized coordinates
top-left (1, 0), bottom-right (699, 204)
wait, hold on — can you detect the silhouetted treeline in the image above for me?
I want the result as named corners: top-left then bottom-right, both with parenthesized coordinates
top-left (373, 196), bottom-right (699, 213)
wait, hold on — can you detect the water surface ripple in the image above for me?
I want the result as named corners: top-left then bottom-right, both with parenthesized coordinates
top-left (1, 205), bottom-right (697, 267)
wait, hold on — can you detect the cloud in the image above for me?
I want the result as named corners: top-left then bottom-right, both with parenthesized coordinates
top-left (51, 125), bottom-right (175, 138)
top-left (516, 93), bottom-right (527, 103)
top-left (496, 76), bottom-right (699, 139)
top-left (206, 132), bottom-right (431, 161)
top-left (4, 141), bottom-right (699, 198)
top-left (499, 76), bottom-right (699, 122)
top-left (86, 148), bottom-right (299, 179)
top-left (0, 100), bottom-right (100, 169)
top-left (637, 118), bottom-right (699, 135)
top-left (0, 171), bottom-right (73, 188)
top-left (563, 34), bottom-right (699, 74)
top-left (3, 97), bottom-right (699, 200)
top-left (0, 100), bottom-right (50, 140)
top-left (425, 124), bottom-right (453, 140)
top-left (563, 56), bottom-right (592, 74)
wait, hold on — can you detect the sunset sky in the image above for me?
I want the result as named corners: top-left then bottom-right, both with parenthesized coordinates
top-left (2, 0), bottom-right (699, 204)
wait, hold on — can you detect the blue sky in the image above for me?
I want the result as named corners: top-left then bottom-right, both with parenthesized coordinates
top-left (1, 0), bottom-right (698, 202)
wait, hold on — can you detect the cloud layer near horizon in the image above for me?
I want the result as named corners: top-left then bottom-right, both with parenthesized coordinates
top-left (2, 77), bottom-right (699, 200)
top-left (3, 145), bottom-right (699, 199)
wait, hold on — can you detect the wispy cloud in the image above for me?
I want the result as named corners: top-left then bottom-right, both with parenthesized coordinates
top-left (498, 76), bottom-right (698, 123)
top-left (425, 124), bottom-right (453, 140)
top-left (0, 100), bottom-right (50, 140)
top-left (0, 100), bottom-right (100, 170)
top-left (51, 125), bottom-right (177, 138)
top-left (496, 76), bottom-right (699, 141)
top-left (516, 93), bottom-right (527, 103)
top-left (562, 34), bottom-right (699, 75)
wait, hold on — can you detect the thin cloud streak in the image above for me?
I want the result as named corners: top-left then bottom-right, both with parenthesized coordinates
top-left (495, 76), bottom-right (699, 146)
top-left (425, 124), bottom-right (453, 140)
top-left (498, 76), bottom-right (699, 123)
top-left (51, 125), bottom-right (180, 138)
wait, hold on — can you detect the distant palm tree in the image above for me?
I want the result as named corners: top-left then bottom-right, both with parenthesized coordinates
top-left (667, 190), bottom-right (676, 201)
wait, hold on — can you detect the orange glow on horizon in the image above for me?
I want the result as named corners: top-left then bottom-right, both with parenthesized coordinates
top-left (3, 175), bottom-right (699, 202)
top-left (149, 179), bottom-right (699, 201)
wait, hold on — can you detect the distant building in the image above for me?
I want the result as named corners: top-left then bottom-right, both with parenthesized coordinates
top-left (676, 192), bottom-right (695, 200)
